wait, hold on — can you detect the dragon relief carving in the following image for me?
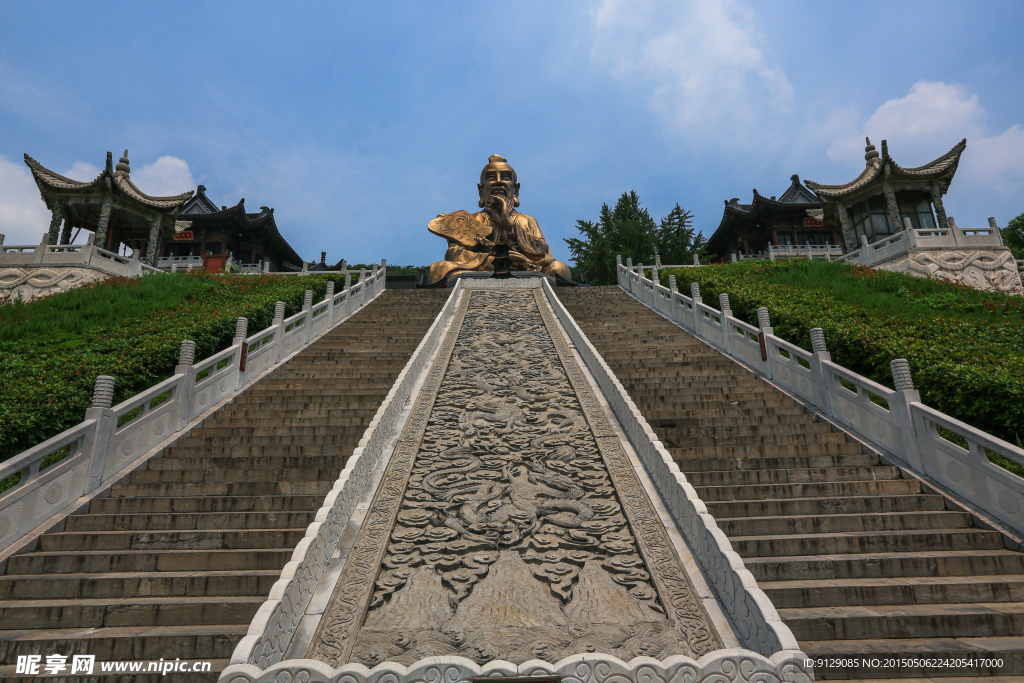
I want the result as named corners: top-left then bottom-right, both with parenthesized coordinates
top-left (310, 289), bottom-right (720, 667)
top-left (887, 249), bottom-right (1023, 294)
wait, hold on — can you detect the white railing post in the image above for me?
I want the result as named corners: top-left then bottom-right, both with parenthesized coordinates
top-left (84, 376), bottom-right (116, 493)
top-left (719, 293), bottom-right (734, 355)
top-left (616, 255), bottom-right (623, 287)
top-left (668, 275), bottom-right (680, 323)
top-left (303, 290), bottom-right (313, 344)
top-left (233, 319), bottom-right (248, 389)
top-left (325, 281), bottom-right (335, 328)
top-left (175, 340), bottom-right (198, 428)
top-left (130, 250), bottom-right (141, 277)
top-left (808, 328), bottom-right (834, 414)
top-left (343, 274), bottom-right (352, 318)
top-left (757, 307), bottom-right (774, 380)
top-left (889, 359), bottom-right (926, 472)
top-left (690, 282), bottom-right (702, 331)
top-left (273, 301), bottom-right (287, 363)
top-left (626, 258), bottom-right (634, 294)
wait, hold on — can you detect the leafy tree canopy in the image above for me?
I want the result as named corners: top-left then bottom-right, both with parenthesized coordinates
top-left (1002, 211), bottom-right (1024, 260)
top-left (565, 191), bottom-right (704, 285)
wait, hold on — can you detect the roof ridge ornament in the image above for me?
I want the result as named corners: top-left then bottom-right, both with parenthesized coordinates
top-left (115, 149), bottom-right (130, 176)
top-left (864, 137), bottom-right (880, 164)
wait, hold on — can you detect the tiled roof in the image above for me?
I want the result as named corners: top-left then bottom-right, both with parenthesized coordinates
top-left (805, 138), bottom-right (966, 198)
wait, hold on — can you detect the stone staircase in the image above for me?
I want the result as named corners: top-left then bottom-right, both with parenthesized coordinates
top-left (557, 286), bottom-right (1024, 681)
top-left (0, 289), bottom-right (450, 680)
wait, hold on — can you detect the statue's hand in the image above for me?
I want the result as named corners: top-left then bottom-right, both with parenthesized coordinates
top-left (485, 195), bottom-right (510, 222)
top-left (475, 234), bottom-right (495, 248)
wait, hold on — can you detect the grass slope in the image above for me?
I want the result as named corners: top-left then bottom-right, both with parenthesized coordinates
top-left (1, 271), bottom-right (347, 462)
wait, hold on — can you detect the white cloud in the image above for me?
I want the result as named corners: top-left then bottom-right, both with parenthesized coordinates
top-left (829, 81), bottom-right (1024, 197)
top-left (591, 0), bottom-right (793, 136)
top-left (0, 156), bottom-right (50, 245)
top-left (131, 156), bottom-right (195, 197)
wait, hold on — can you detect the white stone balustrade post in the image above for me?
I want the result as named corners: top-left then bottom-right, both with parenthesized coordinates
top-left (808, 328), bottom-right (833, 414)
top-left (302, 290), bottom-right (314, 344)
top-left (757, 307), bottom-right (774, 380)
top-left (84, 376), bottom-right (116, 493)
top-left (990, 217), bottom-right (1004, 246)
top-left (690, 282), bottom-right (702, 331)
top-left (233, 319), bottom-right (248, 389)
top-left (344, 274), bottom-right (352, 318)
top-left (325, 281), bottom-right (335, 327)
top-left (175, 340), bottom-right (198, 428)
top-left (616, 255), bottom-right (623, 287)
top-left (889, 358), bottom-right (926, 472)
top-left (273, 301), bottom-right (287, 363)
top-left (693, 254), bottom-right (700, 266)
top-left (668, 275), bottom-right (680, 322)
top-left (719, 293), bottom-right (734, 354)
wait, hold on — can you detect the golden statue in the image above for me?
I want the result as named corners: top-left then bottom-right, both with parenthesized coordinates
top-left (427, 155), bottom-right (571, 284)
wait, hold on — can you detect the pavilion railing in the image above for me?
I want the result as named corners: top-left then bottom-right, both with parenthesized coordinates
top-left (0, 235), bottom-right (161, 277)
top-left (0, 265), bottom-right (387, 560)
top-left (617, 257), bottom-right (1024, 539)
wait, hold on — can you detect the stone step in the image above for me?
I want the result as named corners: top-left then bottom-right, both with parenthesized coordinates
top-left (0, 596), bottom-right (263, 629)
top-left (128, 468), bottom-right (342, 484)
top-left (684, 465), bottom-right (902, 487)
top-left (89, 495), bottom-right (324, 514)
top-left (704, 493), bottom-right (947, 519)
top-left (801, 637), bottom-right (1024, 679)
top-left (692, 478), bottom-right (921, 502)
top-left (64, 511), bottom-right (315, 532)
top-left (37, 528), bottom-right (308, 552)
top-left (733, 529), bottom-right (1005, 558)
top-left (761, 575), bottom-right (1024, 608)
top-left (108, 480), bottom-right (333, 498)
top-left (718, 511), bottom-right (974, 537)
top-left (0, 570), bottom-right (280, 600)
top-left (674, 452), bottom-right (881, 473)
top-left (744, 550), bottom-right (1024, 583)
top-left (6, 548), bottom-right (294, 575)
top-left (147, 455), bottom-right (345, 471)
top-left (670, 440), bottom-right (866, 460)
top-left (162, 444), bottom-right (358, 459)
top-left (652, 422), bottom-right (839, 439)
top-left (0, 624), bottom-right (246, 661)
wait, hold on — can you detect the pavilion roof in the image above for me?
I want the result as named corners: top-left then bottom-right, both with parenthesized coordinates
top-left (24, 151), bottom-right (193, 211)
top-left (805, 138), bottom-right (966, 199)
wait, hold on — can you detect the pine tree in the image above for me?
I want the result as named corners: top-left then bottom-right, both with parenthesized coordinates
top-left (565, 192), bottom-right (698, 284)
top-left (1002, 211), bottom-right (1024, 260)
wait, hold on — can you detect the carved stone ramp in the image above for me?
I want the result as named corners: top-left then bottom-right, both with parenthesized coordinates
top-left (556, 286), bottom-right (1024, 681)
top-left (0, 289), bottom-right (451, 681)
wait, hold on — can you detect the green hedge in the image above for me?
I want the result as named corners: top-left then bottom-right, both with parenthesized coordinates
top-left (1, 271), bottom-right (347, 462)
top-left (661, 260), bottom-right (1024, 448)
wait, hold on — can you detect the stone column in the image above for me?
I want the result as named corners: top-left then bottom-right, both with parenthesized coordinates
top-left (145, 215), bottom-right (161, 264)
top-left (837, 204), bottom-right (856, 252)
top-left (930, 184), bottom-right (948, 229)
top-left (94, 195), bottom-right (114, 250)
top-left (882, 181), bottom-right (900, 233)
top-left (47, 202), bottom-right (64, 245)
top-left (59, 219), bottom-right (73, 244)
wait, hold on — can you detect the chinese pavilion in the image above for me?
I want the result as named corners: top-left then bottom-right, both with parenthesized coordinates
top-left (805, 137), bottom-right (965, 251)
top-left (24, 150), bottom-right (192, 264)
top-left (171, 185), bottom-right (303, 271)
top-left (706, 174), bottom-right (838, 261)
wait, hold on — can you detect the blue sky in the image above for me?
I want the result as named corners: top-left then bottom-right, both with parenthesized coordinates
top-left (2, 1), bottom-right (1022, 266)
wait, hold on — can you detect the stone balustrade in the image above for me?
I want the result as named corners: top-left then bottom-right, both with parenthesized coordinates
top-left (618, 259), bottom-right (1024, 539)
top-left (0, 265), bottom-right (387, 560)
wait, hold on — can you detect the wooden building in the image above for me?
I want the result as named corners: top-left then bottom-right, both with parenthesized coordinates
top-left (168, 185), bottom-right (303, 272)
top-left (805, 138), bottom-right (965, 252)
top-left (706, 175), bottom-right (839, 261)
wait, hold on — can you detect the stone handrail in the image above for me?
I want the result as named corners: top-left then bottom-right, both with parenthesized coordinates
top-left (223, 278), bottom-right (469, 674)
top-left (617, 260), bottom-right (1024, 538)
top-left (0, 266), bottom-right (387, 560)
top-left (836, 220), bottom-right (1008, 267)
top-left (0, 240), bottom-right (159, 277)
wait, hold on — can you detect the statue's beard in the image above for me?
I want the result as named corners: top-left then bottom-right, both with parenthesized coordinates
top-left (481, 186), bottom-right (517, 210)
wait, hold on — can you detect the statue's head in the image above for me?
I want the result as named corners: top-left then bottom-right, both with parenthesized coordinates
top-left (478, 154), bottom-right (520, 209)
